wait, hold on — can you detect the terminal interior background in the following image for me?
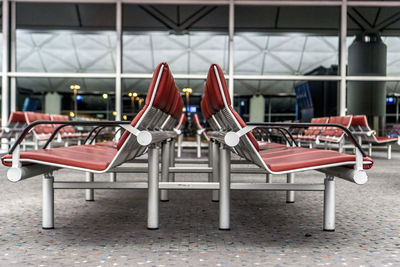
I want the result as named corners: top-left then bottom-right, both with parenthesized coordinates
top-left (1, 1), bottom-right (400, 134)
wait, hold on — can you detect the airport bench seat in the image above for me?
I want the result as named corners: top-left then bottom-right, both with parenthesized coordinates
top-left (2, 62), bottom-right (184, 231)
top-left (259, 146), bottom-right (372, 172)
top-left (201, 63), bottom-right (373, 231)
top-left (2, 145), bottom-right (117, 171)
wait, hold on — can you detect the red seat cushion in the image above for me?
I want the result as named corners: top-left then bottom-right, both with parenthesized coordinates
top-left (2, 145), bottom-right (117, 171)
top-left (375, 136), bottom-right (398, 143)
top-left (258, 142), bottom-right (287, 150)
top-left (259, 147), bottom-right (373, 172)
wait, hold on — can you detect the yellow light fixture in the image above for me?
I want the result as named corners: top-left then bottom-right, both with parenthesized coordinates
top-left (123, 115), bottom-right (127, 120)
top-left (182, 88), bottom-right (192, 94)
top-left (133, 92), bottom-right (138, 97)
top-left (102, 93), bottom-right (108, 99)
top-left (112, 111), bottom-right (117, 116)
top-left (128, 93), bottom-right (132, 97)
top-left (70, 84), bottom-right (80, 90)
top-left (69, 111), bottom-right (75, 117)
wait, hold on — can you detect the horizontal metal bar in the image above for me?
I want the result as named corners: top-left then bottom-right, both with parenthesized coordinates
top-left (233, 75), bottom-right (341, 81)
top-left (235, 1), bottom-right (340, 6)
top-left (231, 168), bottom-right (268, 174)
top-left (54, 182), bottom-right (148, 189)
top-left (346, 76), bottom-right (400, 81)
top-left (108, 167), bottom-right (148, 173)
top-left (11, 0), bottom-right (400, 7)
top-left (8, 72), bottom-right (117, 78)
top-left (5, 71), bottom-right (400, 82)
top-left (169, 166), bottom-right (212, 173)
top-left (175, 158), bottom-right (209, 164)
top-left (159, 182), bottom-right (219, 189)
top-left (53, 181), bottom-right (324, 191)
top-left (230, 183), bottom-right (325, 191)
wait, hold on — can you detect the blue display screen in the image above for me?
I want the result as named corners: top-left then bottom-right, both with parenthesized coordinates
top-left (189, 106), bottom-right (197, 113)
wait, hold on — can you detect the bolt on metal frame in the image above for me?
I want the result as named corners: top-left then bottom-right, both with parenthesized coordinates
top-left (2, 0), bottom-right (400, 141)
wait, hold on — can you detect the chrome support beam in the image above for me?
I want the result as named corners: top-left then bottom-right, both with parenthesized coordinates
top-left (323, 175), bottom-right (335, 231)
top-left (219, 146), bottom-right (230, 230)
top-left (42, 173), bottom-right (54, 229)
top-left (85, 172), bottom-right (94, 201)
top-left (147, 145), bottom-right (159, 230)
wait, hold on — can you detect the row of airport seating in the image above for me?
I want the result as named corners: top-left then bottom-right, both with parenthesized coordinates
top-left (0, 111), bottom-right (93, 150)
top-left (2, 62), bottom-right (373, 233)
top-left (292, 115), bottom-right (399, 159)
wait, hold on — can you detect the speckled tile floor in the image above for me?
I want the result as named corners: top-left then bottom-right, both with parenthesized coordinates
top-left (0, 150), bottom-right (399, 266)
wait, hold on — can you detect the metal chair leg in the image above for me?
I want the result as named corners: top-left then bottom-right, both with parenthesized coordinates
top-left (266, 173), bottom-right (271, 183)
top-left (169, 139), bottom-right (175, 182)
top-left (147, 145), bottom-right (159, 230)
top-left (219, 146), bottom-right (230, 230)
top-left (196, 134), bottom-right (201, 158)
top-left (212, 141), bottom-right (219, 202)
top-left (85, 172), bottom-right (94, 201)
top-left (177, 134), bottom-right (183, 158)
top-left (110, 172), bottom-right (117, 182)
top-left (286, 173), bottom-right (295, 203)
top-left (160, 141), bottom-right (170, 202)
top-left (388, 144), bottom-right (392, 160)
top-left (323, 175), bottom-right (335, 232)
top-left (43, 173), bottom-right (54, 229)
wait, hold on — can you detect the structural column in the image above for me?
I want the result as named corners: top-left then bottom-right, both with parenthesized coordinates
top-left (2, 0), bottom-right (10, 141)
top-left (339, 0), bottom-right (347, 116)
top-left (249, 95), bottom-right (265, 122)
top-left (115, 0), bottom-right (122, 121)
top-left (10, 1), bottom-right (16, 113)
top-left (228, 0), bottom-right (234, 102)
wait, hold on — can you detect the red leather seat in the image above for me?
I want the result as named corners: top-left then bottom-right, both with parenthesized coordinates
top-left (375, 136), bottom-right (398, 143)
top-left (259, 147), bottom-right (373, 172)
top-left (2, 145), bottom-right (117, 171)
top-left (258, 142), bottom-right (287, 150)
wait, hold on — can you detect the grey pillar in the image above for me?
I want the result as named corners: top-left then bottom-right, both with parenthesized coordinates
top-left (348, 35), bottom-right (387, 135)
